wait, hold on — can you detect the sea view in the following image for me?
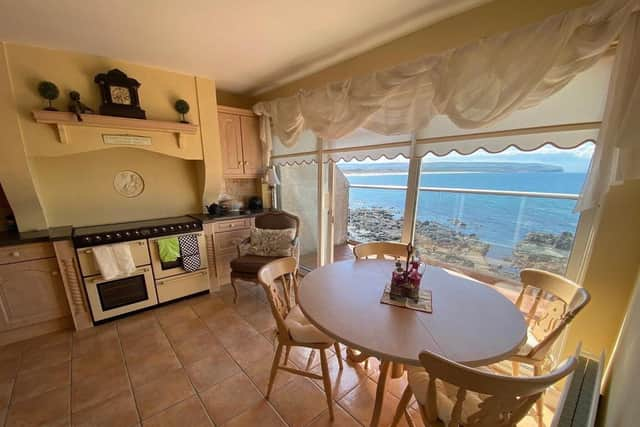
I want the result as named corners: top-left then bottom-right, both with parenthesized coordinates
top-left (338, 160), bottom-right (588, 279)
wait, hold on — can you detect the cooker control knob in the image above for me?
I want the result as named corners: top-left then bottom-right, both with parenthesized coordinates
top-left (161, 227), bottom-right (167, 232)
top-left (177, 225), bottom-right (183, 230)
top-left (152, 228), bottom-right (159, 233)
top-left (84, 236), bottom-right (92, 243)
top-left (94, 236), bottom-right (102, 241)
top-left (115, 233), bottom-right (122, 238)
top-left (134, 230), bottom-right (141, 235)
top-left (169, 226), bottom-right (175, 231)
top-left (125, 231), bottom-right (131, 237)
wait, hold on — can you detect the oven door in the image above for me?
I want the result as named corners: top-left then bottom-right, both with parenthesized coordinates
top-left (149, 232), bottom-right (208, 279)
top-left (84, 267), bottom-right (157, 321)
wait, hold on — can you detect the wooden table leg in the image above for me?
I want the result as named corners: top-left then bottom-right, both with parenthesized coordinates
top-left (370, 359), bottom-right (391, 427)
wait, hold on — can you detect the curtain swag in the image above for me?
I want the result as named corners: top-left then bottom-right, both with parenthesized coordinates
top-left (255, 0), bottom-right (640, 211)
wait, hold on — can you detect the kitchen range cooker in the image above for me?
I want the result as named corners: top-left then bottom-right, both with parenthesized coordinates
top-left (73, 216), bottom-right (210, 322)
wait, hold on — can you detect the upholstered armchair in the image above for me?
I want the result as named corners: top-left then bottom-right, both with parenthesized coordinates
top-left (229, 211), bottom-right (300, 303)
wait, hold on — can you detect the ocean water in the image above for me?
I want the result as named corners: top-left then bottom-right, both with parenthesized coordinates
top-left (343, 170), bottom-right (586, 259)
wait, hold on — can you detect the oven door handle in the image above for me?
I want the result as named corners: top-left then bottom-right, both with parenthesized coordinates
top-left (87, 267), bottom-right (150, 284)
top-left (157, 270), bottom-right (207, 286)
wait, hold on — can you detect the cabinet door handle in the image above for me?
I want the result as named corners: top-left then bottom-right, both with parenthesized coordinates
top-left (11, 251), bottom-right (20, 257)
top-left (237, 161), bottom-right (242, 166)
top-left (51, 271), bottom-right (59, 276)
top-left (244, 161), bottom-right (248, 166)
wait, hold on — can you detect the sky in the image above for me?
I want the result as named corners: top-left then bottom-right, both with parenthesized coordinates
top-left (338, 142), bottom-right (595, 173)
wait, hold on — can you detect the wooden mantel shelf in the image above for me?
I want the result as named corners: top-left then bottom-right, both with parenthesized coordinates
top-left (32, 110), bottom-right (199, 148)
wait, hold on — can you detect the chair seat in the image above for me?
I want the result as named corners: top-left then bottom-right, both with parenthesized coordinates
top-left (407, 365), bottom-right (490, 424)
top-left (516, 329), bottom-right (540, 357)
top-left (284, 305), bottom-right (334, 344)
top-left (230, 255), bottom-right (282, 274)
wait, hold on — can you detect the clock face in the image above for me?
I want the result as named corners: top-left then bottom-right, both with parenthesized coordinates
top-left (109, 86), bottom-right (132, 105)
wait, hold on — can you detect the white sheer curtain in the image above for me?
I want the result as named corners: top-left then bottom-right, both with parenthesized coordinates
top-left (577, 11), bottom-right (640, 211)
top-left (256, 0), bottom-right (639, 209)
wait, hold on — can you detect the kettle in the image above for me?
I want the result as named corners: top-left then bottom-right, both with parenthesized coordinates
top-left (248, 197), bottom-right (263, 211)
top-left (207, 203), bottom-right (222, 216)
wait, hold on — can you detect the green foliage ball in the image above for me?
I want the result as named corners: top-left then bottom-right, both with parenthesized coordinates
top-left (38, 81), bottom-right (60, 101)
top-left (174, 99), bottom-right (190, 114)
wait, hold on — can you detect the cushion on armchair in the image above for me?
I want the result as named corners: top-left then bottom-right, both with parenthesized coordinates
top-left (246, 227), bottom-right (296, 257)
top-left (230, 255), bottom-right (282, 274)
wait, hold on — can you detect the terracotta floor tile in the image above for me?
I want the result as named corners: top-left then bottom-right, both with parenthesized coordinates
top-left (223, 401), bottom-right (286, 427)
top-left (288, 346), bottom-right (322, 371)
top-left (306, 404), bottom-right (362, 427)
top-left (0, 378), bottom-right (15, 408)
top-left (6, 385), bottom-right (70, 427)
top-left (155, 305), bottom-right (198, 328)
top-left (338, 378), bottom-right (409, 427)
top-left (310, 355), bottom-right (369, 400)
top-left (173, 332), bottom-right (225, 365)
top-left (19, 340), bottom-right (71, 373)
top-left (0, 405), bottom-right (6, 426)
top-left (121, 326), bottom-right (172, 360)
top-left (185, 352), bottom-right (241, 393)
top-left (244, 309), bottom-right (277, 333)
top-left (126, 348), bottom-right (182, 388)
top-left (233, 297), bottom-right (269, 318)
top-left (142, 396), bottom-right (212, 427)
top-left (22, 331), bottom-right (72, 353)
top-left (269, 377), bottom-right (328, 427)
top-left (72, 346), bottom-right (124, 380)
top-left (191, 296), bottom-right (227, 318)
top-left (116, 311), bottom-right (159, 340)
top-left (161, 317), bottom-right (209, 344)
top-left (0, 355), bottom-right (20, 381)
top-left (133, 368), bottom-right (194, 419)
top-left (72, 363), bottom-right (130, 414)
top-left (72, 327), bottom-right (120, 359)
top-left (225, 334), bottom-right (274, 371)
top-left (242, 353), bottom-right (297, 396)
top-left (71, 390), bottom-right (139, 427)
top-left (200, 372), bottom-right (263, 426)
top-left (12, 360), bottom-right (70, 403)
top-left (207, 316), bottom-right (261, 347)
top-left (72, 322), bottom-right (116, 342)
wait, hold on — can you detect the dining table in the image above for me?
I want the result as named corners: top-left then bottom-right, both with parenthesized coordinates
top-left (298, 259), bottom-right (527, 427)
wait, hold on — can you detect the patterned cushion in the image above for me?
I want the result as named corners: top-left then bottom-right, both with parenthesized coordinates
top-left (246, 227), bottom-right (296, 257)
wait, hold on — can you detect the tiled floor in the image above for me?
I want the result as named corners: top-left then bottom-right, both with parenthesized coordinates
top-left (0, 281), bottom-right (553, 427)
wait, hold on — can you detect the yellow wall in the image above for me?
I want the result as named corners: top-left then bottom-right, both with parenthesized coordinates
top-left (0, 43), bottom-right (223, 230)
top-left (216, 89), bottom-right (256, 109)
top-left (564, 180), bottom-right (640, 361)
top-left (30, 149), bottom-right (201, 227)
top-left (258, 0), bottom-right (594, 100)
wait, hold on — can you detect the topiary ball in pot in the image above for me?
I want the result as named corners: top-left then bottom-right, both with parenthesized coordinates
top-left (38, 81), bottom-right (60, 111)
top-left (174, 99), bottom-right (190, 123)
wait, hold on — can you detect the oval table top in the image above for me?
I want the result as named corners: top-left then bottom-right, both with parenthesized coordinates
top-left (298, 259), bottom-right (527, 367)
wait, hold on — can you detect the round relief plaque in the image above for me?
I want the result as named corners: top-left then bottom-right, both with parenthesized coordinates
top-left (113, 170), bottom-right (144, 198)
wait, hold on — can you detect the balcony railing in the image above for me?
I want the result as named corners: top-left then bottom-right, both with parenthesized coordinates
top-left (346, 183), bottom-right (580, 280)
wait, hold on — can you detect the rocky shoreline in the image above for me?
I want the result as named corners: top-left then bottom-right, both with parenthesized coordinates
top-left (348, 207), bottom-right (572, 279)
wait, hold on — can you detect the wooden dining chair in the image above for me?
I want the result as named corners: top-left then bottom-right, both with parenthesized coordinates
top-left (353, 241), bottom-right (410, 260)
top-left (350, 241), bottom-right (411, 369)
top-left (508, 268), bottom-right (590, 427)
top-left (391, 350), bottom-right (577, 427)
top-left (257, 256), bottom-right (343, 419)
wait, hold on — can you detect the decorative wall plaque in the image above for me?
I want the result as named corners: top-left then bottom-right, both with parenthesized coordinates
top-left (103, 134), bottom-right (152, 146)
top-left (113, 170), bottom-right (145, 198)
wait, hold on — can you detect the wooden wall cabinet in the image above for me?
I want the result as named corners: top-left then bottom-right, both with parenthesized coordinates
top-left (218, 106), bottom-right (263, 178)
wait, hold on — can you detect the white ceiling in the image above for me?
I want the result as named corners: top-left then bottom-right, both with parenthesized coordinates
top-left (0, 0), bottom-right (488, 95)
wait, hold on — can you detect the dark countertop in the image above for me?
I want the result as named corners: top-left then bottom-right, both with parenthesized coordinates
top-left (0, 226), bottom-right (73, 247)
top-left (190, 209), bottom-right (270, 224)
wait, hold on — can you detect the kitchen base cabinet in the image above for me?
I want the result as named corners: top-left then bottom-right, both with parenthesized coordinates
top-left (204, 217), bottom-right (254, 288)
top-left (0, 242), bottom-right (72, 346)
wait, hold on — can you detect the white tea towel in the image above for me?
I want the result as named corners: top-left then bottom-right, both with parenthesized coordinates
top-left (92, 243), bottom-right (136, 280)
